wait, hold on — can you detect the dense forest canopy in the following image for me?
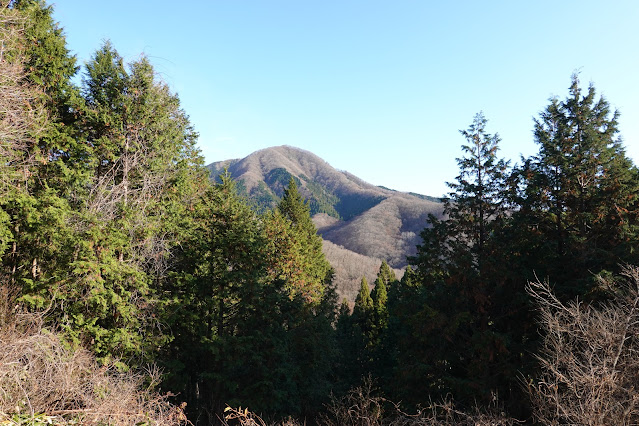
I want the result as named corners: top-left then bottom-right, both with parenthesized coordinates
top-left (1, 1), bottom-right (639, 425)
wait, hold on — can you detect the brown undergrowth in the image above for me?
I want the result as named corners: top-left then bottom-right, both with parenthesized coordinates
top-left (222, 379), bottom-right (517, 426)
top-left (0, 284), bottom-right (189, 425)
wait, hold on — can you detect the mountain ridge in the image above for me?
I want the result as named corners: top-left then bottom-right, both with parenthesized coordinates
top-left (207, 145), bottom-right (444, 301)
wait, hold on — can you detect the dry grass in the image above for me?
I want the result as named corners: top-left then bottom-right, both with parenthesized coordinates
top-left (0, 285), bottom-right (189, 425)
top-left (321, 379), bottom-right (516, 426)
top-left (223, 379), bottom-right (517, 426)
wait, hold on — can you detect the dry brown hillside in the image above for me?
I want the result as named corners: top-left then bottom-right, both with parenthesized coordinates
top-left (316, 195), bottom-right (441, 268)
top-left (208, 145), bottom-right (443, 301)
top-left (322, 240), bottom-right (403, 303)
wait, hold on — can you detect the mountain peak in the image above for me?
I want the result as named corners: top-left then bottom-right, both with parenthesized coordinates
top-left (207, 146), bottom-right (443, 301)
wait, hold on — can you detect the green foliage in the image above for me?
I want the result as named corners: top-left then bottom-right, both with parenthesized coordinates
top-left (404, 113), bottom-right (517, 408)
top-left (212, 163), bottom-right (386, 221)
top-left (513, 73), bottom-right (639, 299)
top-left (161, 173), bottom-right (292, 421)
top-left (160, 173), bottom-right (339, 422)
top-left (265, 167), bottom-right (299, 197)
top-left (1, 0), bottom-right (87, 338)
top-left (394, 79), bottom-right (639, 417)
top-left (0, 17), bottom-right (204, 365)
top-left (270, 177), bottom-right (333, 303)
top-left (301, 176), bottom-right (341, 218)
top-left (370, 261), bottom-right (394, 347)
top-left (353, 277), bottom-right (373, 324)
top-left (249, 181), bottom-right (280, 212)
top-left (56, 41), bottom-right (203, 364)
top-left (7, 4), bottom-right (639, 422)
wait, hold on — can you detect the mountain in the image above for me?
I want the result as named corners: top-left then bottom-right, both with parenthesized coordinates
top-left (207, 145), bottom-right (444, 301)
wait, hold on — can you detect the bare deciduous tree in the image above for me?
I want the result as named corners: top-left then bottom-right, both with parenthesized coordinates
top-left (0, 9), bottom-right (46, 185)
top-left (528, 267), bottom-right (639, 425)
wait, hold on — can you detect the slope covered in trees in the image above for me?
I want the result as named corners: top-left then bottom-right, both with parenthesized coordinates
top-left (0, 2), bottom-right (337, 422)
top-left (3, 2), bottom-right (639, 424)
top-left (208, 145), bottom-right (443, 301)
top-left (207, 146), bottom-right (444, 269)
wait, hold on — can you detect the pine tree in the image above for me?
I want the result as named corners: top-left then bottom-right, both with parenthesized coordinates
top-left (370, 261), bottom-right (394, 347)
top-left (516, 74), bottom-right (639, 299)
top-left (371, 276), bottom-right (388, 338)
top-left (10, 0), bottom-right (87, 198)
top-left (334, 298), bottom-right (358, 393)
top-left (266, 176), bottom-right (332, 303)
top-left (161, 173), bottom-right (295, 421)
top-left (353, 277), bottom-right (373, 331)
top-left (384, 265), bottom-right (432, 406)
top-left (1, 0), bottom-right (86, 316)
top-left (446, 112), bottom-right (510, 273)
top-left (0, 6), bottom-right (48, 259)
top-left (406, 113), bottom-right (512, 406)
top-left (376, 260), bottom-right (396, 287)
top-left (43, 40), bottom-right (205, 365)
top-left (273, 177), bottom-right (338, 416)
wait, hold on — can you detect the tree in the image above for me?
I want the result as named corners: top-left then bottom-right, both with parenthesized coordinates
top-left (266, 176), bottom-right (332, 303)
top-left (0, 6), bottom-right (48, 259)
top-left (514, 74), bottom-right (639, 299)
top-left (370, 275), bottom-right (388, 343)
top-left (353, 277), bottom-right (373, 336)
top-left (335, 298), bottom-right (359, 394)
top-left (8, 0), bottom-right (87, 198)
top-left (161, 173), bottom-right (297, 421)
top-left (528, 267), bottom-right (639, 425)
top-left (406, 113), bottom-right (513, 407)
top-left (445, 112), bottom-right (510, 273)
top-left (1, 0), bottom-right (86, 319)
top-left (36, 40), bottom-right (205, 365)
top-left (162, 173), bottom-right (340, 422)
top-left (272, 177), bottom-right (338, 416)
top-left (369, 261), bottom-right (395, 351)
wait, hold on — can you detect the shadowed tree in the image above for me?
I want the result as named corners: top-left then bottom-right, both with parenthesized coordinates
top-left (513, 74), bottom-right (639, 300)
top-left (406, 113), bottom-right (513, 407)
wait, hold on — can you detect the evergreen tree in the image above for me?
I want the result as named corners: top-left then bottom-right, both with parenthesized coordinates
top-left (376, 260), bottom-right (396, 287)
top-left (353, 276), bottom-right (373, 334)
top-left (161, 173), bottom-right (295, 422)
top-left (43, 40), bottom-right (204, 365)
top-left (273, 177), bottom-right (338, 417)
top-left (267, 176), bottom-right (332, 303)
top-left (0, 6), bottom-right (48, 258)
top-left (371, 275), bottom-right (388, 341)
top-left (370, 261), bottom-right (394, 350)
top-left (163, 173), bottom-right (339, 422)
top-left (445, 112), bottom-right (510, 273)
top-left (334, 298), bottom-right (358, 394)
top-left (345, 276), bottom-right (374, 381)
top-left (384, 265), bottom-right (431, 405)
top-left (1, 0), bottom-right (86, 321)
top-left (406, 113), bottom-right (513, 406)
top-left (514, 74), bottom-right (639, 299)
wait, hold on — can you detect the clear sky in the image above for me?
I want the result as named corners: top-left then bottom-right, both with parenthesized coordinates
top-left (51, 1), bottom-right (639, 197)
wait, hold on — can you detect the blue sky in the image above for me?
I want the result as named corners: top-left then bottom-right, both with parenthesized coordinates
top-left (52, 1), bottom-right (639, 197)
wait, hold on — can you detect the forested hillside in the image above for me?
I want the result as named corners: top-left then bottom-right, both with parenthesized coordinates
top-left (2, 2), bottom-right (639, 425)
top-left (208, 146), bottom-right (442, 301)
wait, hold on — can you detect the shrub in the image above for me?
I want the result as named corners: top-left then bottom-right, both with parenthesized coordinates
top-left (0, 284), bottom-right (189, 425)
top-left (528, 267), bottom-right (639, 425)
